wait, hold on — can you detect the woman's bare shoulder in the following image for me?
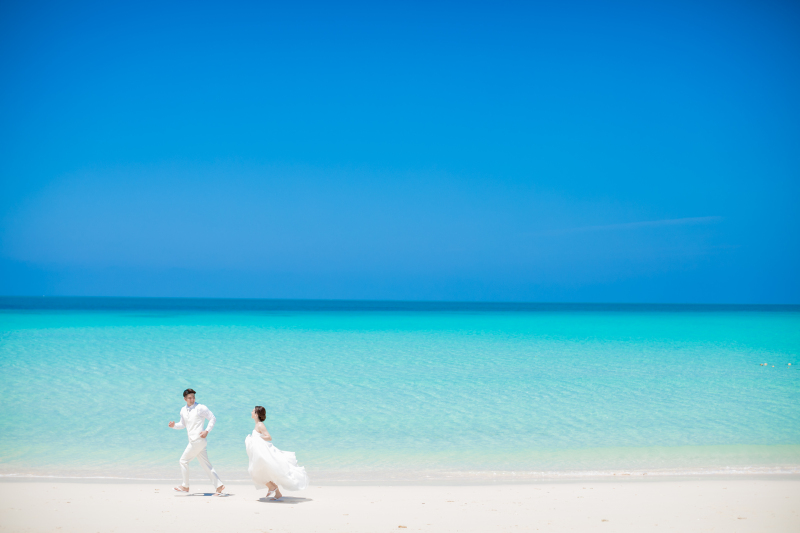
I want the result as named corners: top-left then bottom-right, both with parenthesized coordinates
top-left (255, 421), bottom-right (268, 431)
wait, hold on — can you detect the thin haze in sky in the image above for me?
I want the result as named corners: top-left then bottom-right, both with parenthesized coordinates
top-left (1, 0), bottom-right (798, 303)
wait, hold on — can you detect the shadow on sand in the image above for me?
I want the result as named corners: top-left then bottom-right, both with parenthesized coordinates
top-left (175, 492), bottom-right (310, 504)
top-left (257, 496), bottom-right (312, 505)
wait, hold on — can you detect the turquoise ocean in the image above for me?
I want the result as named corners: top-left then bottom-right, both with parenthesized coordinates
top-left (1, 297), bottom-right (798, 483)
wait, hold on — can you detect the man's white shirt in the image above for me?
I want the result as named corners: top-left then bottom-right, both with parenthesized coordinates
top-left (172, 403), bottom-right (216, 442)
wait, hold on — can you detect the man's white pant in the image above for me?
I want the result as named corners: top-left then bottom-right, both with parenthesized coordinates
top-left (179, 439), bottom-right (224, 489)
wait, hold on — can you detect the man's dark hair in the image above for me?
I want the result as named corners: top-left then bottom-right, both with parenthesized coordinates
top-left (183, 388), bottom-right (197, 398)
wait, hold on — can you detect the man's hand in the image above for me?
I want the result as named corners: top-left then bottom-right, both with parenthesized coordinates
top-left (200, 431), bottom-right (209, 439)
top-left (169, 421), bottom-right (175, 428)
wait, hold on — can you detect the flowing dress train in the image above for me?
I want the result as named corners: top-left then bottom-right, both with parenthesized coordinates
top-left (245, 430), bottom-right (309, 491)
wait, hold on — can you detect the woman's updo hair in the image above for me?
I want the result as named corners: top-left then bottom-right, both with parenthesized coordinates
top-left (254, 406), bottom-right (266, 422)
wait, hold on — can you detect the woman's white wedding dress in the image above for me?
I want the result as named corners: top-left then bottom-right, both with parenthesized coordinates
top-left (245, 430), bottom-right (309, 491)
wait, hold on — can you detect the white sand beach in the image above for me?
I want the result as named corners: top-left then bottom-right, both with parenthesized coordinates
top-left (1, 477), bottom-right (798, 532)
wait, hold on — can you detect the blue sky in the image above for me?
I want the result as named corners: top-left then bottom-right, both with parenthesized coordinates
top-left (1, 0), bottom-right (798, 303)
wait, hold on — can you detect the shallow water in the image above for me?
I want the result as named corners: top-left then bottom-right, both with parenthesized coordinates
top-left (1, 298), bottom-right (798, 482)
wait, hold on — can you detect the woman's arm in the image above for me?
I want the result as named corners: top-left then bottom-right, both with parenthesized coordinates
top-left (256, 423), bottom-right (272, 441)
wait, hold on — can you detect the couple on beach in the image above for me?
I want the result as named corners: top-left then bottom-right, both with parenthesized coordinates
top-left (168, 388), bottom-right (309, 499)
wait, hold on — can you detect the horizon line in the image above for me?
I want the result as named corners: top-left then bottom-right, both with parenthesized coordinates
top-left (0, 295), bottom-right (797, 308)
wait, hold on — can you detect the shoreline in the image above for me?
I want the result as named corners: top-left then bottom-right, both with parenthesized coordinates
top-left (3, 470), bottom-right (800, 484)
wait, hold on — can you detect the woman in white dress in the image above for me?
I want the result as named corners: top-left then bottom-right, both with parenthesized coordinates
top-left (245, 406), bottom-right (309, 500)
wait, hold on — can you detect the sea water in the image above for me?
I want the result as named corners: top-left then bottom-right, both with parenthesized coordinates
top-left (1, 298), bottom-right (798, 483)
